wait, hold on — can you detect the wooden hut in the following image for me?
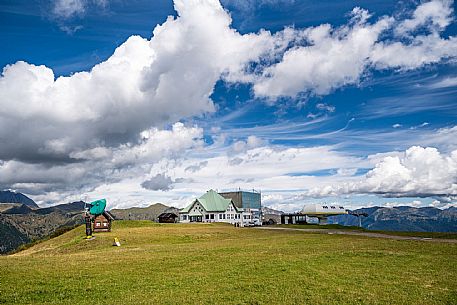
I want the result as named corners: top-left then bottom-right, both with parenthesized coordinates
top-left (158, 212), bottom-right (178, 223)
top-left (93, 211), bottom-right (115, 232)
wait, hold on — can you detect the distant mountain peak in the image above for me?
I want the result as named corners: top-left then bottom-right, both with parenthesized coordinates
top-left (262, 206), bottom-right (284, 215)
top-left (0, 190), bottom-right (38, 208)
top-left (110, 202), bottom-right (178, 221)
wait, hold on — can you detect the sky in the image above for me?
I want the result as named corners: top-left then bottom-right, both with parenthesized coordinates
top-left (0, 0), bottom-right (456, 211)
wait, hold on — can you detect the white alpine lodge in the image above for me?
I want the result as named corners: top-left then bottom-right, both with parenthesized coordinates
top-left (179, 189), bottom-right (261, 226)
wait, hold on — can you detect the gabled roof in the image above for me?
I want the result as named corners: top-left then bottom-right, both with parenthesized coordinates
top-left (234, 205), bottom-right (243, 213)
top-left (105, 210), bottom-right (115, 220)
top-left (181, 190), bottom-right (242, 213)
top-left (97, 210), bottom-right (115, 221)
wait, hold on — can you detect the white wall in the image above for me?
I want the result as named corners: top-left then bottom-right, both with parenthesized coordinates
top-left (179, 201), bottom-right (246, 224)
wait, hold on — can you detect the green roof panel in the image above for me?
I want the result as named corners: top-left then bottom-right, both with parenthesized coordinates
top-left (180, 190), bottom-right (236, 213)
top-left (197, 190), bottom-right (233, 212)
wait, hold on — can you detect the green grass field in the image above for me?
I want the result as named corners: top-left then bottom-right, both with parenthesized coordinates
top-left (1, 221), bottom-right (456, 305)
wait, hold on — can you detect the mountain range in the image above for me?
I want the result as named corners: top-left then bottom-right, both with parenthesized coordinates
top-left (110, 203), bottom-right (179, 222)
top-left (0, 201), bottom-right (85, 254)
top-left (328, 206), bottom-right (457, 232)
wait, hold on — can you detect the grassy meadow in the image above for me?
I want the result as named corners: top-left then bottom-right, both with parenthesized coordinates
top-left (1, 221), bottom-right (456, 305)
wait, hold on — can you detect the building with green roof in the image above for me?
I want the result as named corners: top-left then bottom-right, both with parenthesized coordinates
top-left (179, 190), bottom-right (249, 224)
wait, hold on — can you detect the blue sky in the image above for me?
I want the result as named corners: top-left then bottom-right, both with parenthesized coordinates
top-left (0, 0), bottom-right (456, 210)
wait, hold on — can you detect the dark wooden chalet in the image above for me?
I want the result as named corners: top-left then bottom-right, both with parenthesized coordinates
top-left (93, 211), bottom-right (115, 232)
top-left (158, 212), bottom-right (178, 223)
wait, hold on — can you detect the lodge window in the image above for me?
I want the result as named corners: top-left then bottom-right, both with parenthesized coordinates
top-left (210, 214), bottom-right (214, 219)
top-left (182, 215), bottom-right (187, 220)
top-left (205, 214), bottom-right (210, 220)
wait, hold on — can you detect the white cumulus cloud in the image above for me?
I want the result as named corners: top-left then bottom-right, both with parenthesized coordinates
top-left (304, 146), bottom-right (457, 200)
top-left (253, 0), bottom-right (457, 98)
top-left (254, 9), bottom-right (392, 97)
top-left (0, 0), bottom-right (275, 164)
top-left (0, 123), bottom-right (203, 199)
top-left (395, 0), bottom-right (453, 35)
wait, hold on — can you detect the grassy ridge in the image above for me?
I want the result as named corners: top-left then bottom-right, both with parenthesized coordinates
top-left (1, 221), bottom-right (456, 304)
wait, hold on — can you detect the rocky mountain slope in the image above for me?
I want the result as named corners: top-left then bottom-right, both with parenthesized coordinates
top-left (328, 206), bottom-right (457, 232)
top-left (0, 201), bottom-right (85, 254)
top-left (262, 206), bottom-right (284, 215)
top-left (110, 203), bottom-right (179, 222)
top-left (0, 190), bottom-right (38, 208)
